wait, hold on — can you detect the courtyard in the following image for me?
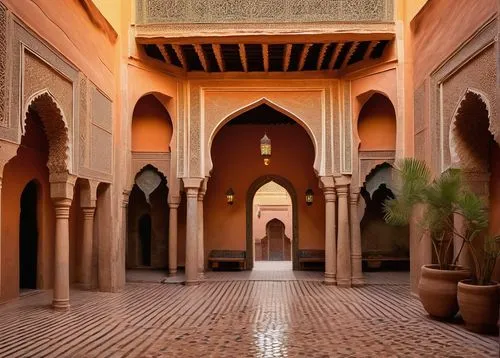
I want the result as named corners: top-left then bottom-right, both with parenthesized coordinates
top-left (0, 266), bottom-right (497, 357)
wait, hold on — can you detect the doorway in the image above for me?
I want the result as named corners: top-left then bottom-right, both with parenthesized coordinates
top-left (19, 180), bottom-right (38, 290)
top-left (139, 214), bottom-right (152, 266)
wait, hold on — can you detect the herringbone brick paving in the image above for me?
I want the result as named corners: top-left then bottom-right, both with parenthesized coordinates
top-left (0, 270), bottom-right (498, 357)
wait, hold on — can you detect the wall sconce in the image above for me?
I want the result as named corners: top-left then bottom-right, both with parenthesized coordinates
top-left (260, 133), bottom-right (271, 166)
top-left (226, 188), bottom-right (235, 205)
top-left (305, 188), bottom-right (314, 206)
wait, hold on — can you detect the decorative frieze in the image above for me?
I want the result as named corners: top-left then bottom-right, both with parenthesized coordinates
top-left (0, 3), bottom-right (8, 128)
top-left (137, 0), bottom-right (394, 24)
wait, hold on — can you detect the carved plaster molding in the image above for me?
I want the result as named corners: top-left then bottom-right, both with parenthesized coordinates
top-left (430, 17), bottom-right (497, 173)
top-left (132, 151), bottom-right (171, 188)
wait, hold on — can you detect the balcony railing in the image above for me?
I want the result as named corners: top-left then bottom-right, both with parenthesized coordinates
top-left (136, 0), bottom-right (394, 24)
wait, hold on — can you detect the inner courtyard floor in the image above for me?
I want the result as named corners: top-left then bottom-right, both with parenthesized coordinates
top-left (0, 270), bottom-right (497, 357)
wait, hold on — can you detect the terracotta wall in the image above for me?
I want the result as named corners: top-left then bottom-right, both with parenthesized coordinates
top-left (205, 123), bottom-right (324, 259)
top-left (357, 93), bottom-right (397, 151)
top-left (132, 95), bottom-right (173, 152)
top-left (489, 142), bottom-right (500, 280)
top-left (412, 0), bottom-right (497, 87)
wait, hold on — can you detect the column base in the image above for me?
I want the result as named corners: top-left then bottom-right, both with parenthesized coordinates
top-left (337, 278), bottom-right (352, 288)
top-left (198, 271), bottom-right (205, 280)
top-left (52, 299), bottom-right (70, 311)
top-left (324, 272), bottom-right (337, 285)
top-left (184, 280), bottom-right (199, 286)
top-left (351, 276), bottom-right (365, 287)
top-left (169, 269), bottom-right (178, 276)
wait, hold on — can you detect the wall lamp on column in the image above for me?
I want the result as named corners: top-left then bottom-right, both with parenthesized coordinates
top-left (226, 188), bottom-right (235, 205)
top-left (305, 188), bottom-right (314, 206)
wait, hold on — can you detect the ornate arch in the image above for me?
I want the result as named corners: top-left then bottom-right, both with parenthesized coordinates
top-left (23, 90), bottom-right (71, 174)
top-left (246, 175), bottom-right (299, 270)
top-left (207, 97), bottom-right (320, 176)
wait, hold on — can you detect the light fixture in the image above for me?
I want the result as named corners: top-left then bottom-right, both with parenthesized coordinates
top-left (305, 188), bottom-right (314, 206)
top-left (260, 133), bottom-right (271, 166)
top-left (226, 188), bottom-right (235, 205)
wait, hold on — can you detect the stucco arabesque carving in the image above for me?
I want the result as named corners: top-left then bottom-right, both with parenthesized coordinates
top-left (137, 0), bottom-right (393, 24)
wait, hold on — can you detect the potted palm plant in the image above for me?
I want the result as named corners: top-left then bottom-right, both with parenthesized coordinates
top-left (383, 158), bottom-right (473, 319)
top-left (457, 232), bottom-right (500, 334)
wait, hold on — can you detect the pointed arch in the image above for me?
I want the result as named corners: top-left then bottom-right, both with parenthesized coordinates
top-left (23, 90), bottom-right (71, 174)
top-left (207, 97), bottom-right (319, 175)
top-left (246, 175), bottom-right (298, 270)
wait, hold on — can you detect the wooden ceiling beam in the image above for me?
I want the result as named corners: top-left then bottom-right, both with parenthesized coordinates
top-left (262, 44), bottom-right (269, 72)
top-left (156, 44), bottom-right (172, 65)
top-left (172, 44), bottom-right (187, 70)
top-left (239, 44), bottom-right (248, 72)
top-left (316, 43), bottom-right (329, 70)
top-left (329, 42), bottom-right (344, 70)
top-left (283, 44), bottom-right (292, 72)
top-left (364, 41), bottom-right (379, 60)
top-left (298, 43), bottom-right (312, 71)
top-left (341, 42), bottom-right (359, 70)
top-left (212, 44), bottom-right (225, 72)
top-left (194, 44), bottom-right (209, 72)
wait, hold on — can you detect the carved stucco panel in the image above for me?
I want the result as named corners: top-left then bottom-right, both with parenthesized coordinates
top-left (414, 84), bottom-right (425, 134)
top-left (189, 83), bottom-right (201, 177)
top-left (202, 89), bottom-right (324, 177)
top-left (342, 81), bottom-right (352, 173)
top-left (0, 3), bottom-right (8, 128)
top-left (90, 86), bottom-right (113, 175)
top-left (177, 81), bottom-right (185, 177)
top-left (442, 45), bottom-right (496, 170)
top-left (79, 75), bottom-right (90, 168)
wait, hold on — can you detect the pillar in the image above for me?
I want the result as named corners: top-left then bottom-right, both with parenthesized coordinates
top-left (197, 186), bottom-right (206, 280)
top-left (168, 196), bottom-right (181, 276)
top-left (50, 173), bottom-right (76, 311)
top-left (321, 177), bottom-right (337, 285)
top-left (120, 190), bottom-right (130, 288)
top-left (337, 184), bottom-right (351, 287)
top-left (183, 178), bottom-right (202, 285)
top-left (52, 198), bottom-right (72, 310)
top-left (0, 177), bottom-right (2, 295)
top-left (81, 207), bottom-right (95, 289)
top-left (350, 192), bottom-right (364, 286)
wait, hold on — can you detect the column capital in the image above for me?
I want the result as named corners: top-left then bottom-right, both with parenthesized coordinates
top-left (182, 177), bottom-right (203, 189)
top-left (323, 186), bottom-right (336, 202)
top-left (49, 172), bottom-right (77, 201)
top-left (349, 192), bottom-right (359, 204)
top-left (336, 184), bottom-right (349, 196)
top-left (53, 198), bottom-right (72, 219)
top-left (168, 195), bottom-right (182, 206)
top-left (82, 207), bottom-right (96, 218)
top-left (121, 189), bottom-right (131, 208)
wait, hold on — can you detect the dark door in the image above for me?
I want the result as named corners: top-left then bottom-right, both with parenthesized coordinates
top-left (139, 214), bottom-right (152, 266)
top-left (19, 180), bottom-right (38, 289)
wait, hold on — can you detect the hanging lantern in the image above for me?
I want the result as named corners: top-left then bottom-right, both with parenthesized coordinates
top-left (225, 188), bottom-right (235, 205)
top-left (305, 188), bottom-right (314, 206)
top-left (260, 133), bottom-right (271, 166)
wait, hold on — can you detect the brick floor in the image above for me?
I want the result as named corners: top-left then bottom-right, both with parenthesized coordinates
top-left (0, 268), bottom-right (498, 357)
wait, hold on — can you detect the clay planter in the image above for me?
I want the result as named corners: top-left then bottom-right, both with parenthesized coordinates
top-left (418, 264), bottom-right (470, 319)
top-left (457, 280), bottom-right (500, 334)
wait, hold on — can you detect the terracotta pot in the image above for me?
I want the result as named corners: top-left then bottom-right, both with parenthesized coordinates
top-left (458, 280), bottom-right (500, 334)
top-left (418, 264), bottom-right (470, 319)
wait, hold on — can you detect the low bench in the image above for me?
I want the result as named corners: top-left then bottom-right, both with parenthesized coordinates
top-left (298, 250), bottom-right (325, 270)
top-left (208, 250), bottom-right (247, 271)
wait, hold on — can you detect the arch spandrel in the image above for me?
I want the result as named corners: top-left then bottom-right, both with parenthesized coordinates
top-left (204, 91), bottom-right (324, 177)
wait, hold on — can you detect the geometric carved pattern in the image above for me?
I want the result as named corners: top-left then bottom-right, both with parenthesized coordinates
top-left (138, 0), bottom-right (393, 24)
top-left (79, 75), bottom-right (89, 168)
top-left (342, 81), bottom-right (352, 173)
top-left (0, 3), bottom-right (8, 127)
top-left (26, 92), bottom-right (69, 174)
top-left (90, 86), bottom-right (113, 175)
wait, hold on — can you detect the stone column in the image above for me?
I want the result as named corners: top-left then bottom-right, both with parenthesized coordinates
top-left (52, 198), bottom-right (72, 310)
top-left (120, 190), bottom-right (130, 288)
top-left (50, 173), bottom-right (76, 311)
top-left (0, 177), bottom-right (2, 294)
top-left (321, 177), bottom-right (337, 285)
top-left (168, 196), bottom-right (181, 276)
top-left (350, 191), bottom-right (364, 286)
top-left (336, 184), bottom-right (351, 287)
top-left (197, 186), bottom-right (206, 280)
top-left (183, 178), bottom-right (202, 285)
top-left (81, 207), bottom-right (96, 289)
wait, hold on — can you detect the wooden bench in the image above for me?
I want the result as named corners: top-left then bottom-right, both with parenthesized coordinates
top-left (208, 250), bottom-right (247, 271)
top-left (298, 250), bottom-right (325, 270)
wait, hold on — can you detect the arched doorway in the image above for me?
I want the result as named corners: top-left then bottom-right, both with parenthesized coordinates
top-left (247, 175), bottom-right (299, 269)
top-left (126, 166), bottom-right (169, 270)
top-left (360, 164), bottom-right (409, 270)
top-left (450, 90), bottom-right (500, 279)
top-left (252, 181), bottom-right (293, 262)
top-left (19, 180), bottom-right (39, 290)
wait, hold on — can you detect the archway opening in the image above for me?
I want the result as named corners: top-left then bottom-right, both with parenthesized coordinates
top-left (206, 103), bottom-right (323, 272)
top-left (361, 163), bottom-right (409, 272)
top-left (357, 93), bottom-right (396, 152)
top-left (126, 166), bottom-right (169, 275)
top-left (19, 180), bottom-right (39, 290)
top-left (253, 182), bottom-right (292, 265)
top-left (452, 91), bottom-right (500, 280)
